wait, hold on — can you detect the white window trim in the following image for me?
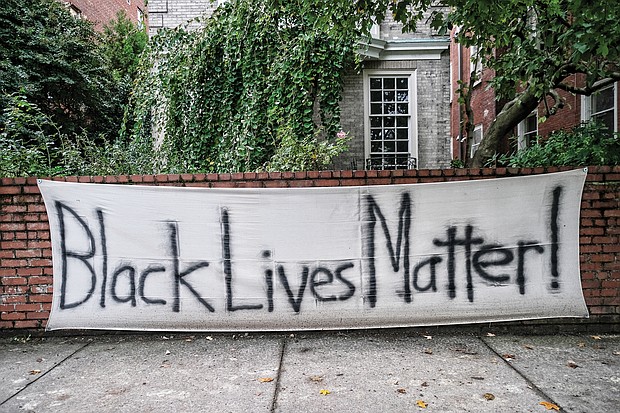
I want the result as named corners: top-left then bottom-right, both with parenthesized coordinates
top-left (363, 69), bottom-right (418, 168)
top-left (581, 82), bottom-right (618, 133)
top-left (517, 111), bottom-right (538, 150)
top-left (469, 45), bottom-right (482, 86)
top-left (470, 124), bottom-right (483, 158)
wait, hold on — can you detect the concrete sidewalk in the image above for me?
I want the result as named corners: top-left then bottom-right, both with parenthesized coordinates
top-left (1, 330), bottom-right (618, 412)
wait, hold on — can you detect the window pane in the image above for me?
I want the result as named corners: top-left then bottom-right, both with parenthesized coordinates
top-left (397, 128), bottom-right (408, 140)
top-left (371, 103), bottom-right (382, 114)
top-left (384, 141), bottom-right (396, 152)
top-left (397, 103), bottom-right (408, 114)
top-left (593, 87), bottom-right (614, 114)
top-left (383, 78), bottom-right (395, 89)
top-left (370, 129), bottom-right (382, 140)
top-left (593, 110), bottom-right (614, 132)
top-left (397, 141), bottom-right (408, 152)
top-left (370, 116), bottom-right (382, 127)
top-left (370, 78), bottom-right (382, 89)
top-left (384, 103), bottom-right (395, 114)
top-left (384, 129), bottom-right (395, 140)
top-left (371, 141), bottom-right (382, 152)
top-left (384, 116), bottom-right (395, 127)
top-left (370, 91), bottom-right (382, 102)
top-left (525, 115), bottom-right (537, 133)
top-left (397, 91), bottom-right (408, 102)
top-left (396, 117), bottom-right (408, 127)
top-left (383, 91), bottom-right (395, 102)
top-left (397, 78), bottom-right (408, 89)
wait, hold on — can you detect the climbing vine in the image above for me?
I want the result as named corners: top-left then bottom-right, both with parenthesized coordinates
top-left (124, 0), bottom-right (377, 173)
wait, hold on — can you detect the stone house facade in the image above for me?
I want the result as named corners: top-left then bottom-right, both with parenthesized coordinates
top-left (148, 1), bottom-right (452, 170)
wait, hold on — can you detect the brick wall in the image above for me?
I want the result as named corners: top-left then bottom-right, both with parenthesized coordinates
top-left (2, 167), bottom-right (618, 331)
top-left (64, 0), bottom-right (147, 30)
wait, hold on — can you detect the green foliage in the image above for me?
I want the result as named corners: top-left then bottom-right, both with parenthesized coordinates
top-left (498, 122), bottom-right (620, 167)
top-left (362, 0), bottom-right (620, 166)
top-left (0, 0), bottom-right (123, 141)
top-left (0, 94), bottom-right (157, 177)
top-left (100, 11), bottom-right (148, 83)
top-left (264, 128), bottom-right (350, 172)
top-left (0, 0), bottom-right (153, 177)
top-left (126, 0), bottom-right (375, 173)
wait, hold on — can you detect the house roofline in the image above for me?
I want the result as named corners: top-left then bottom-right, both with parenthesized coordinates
top-left (358, 37), bottom-right (449, 60)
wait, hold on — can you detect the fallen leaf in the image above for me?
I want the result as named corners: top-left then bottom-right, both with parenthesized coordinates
top-left (416, 399), bottom-right (428, 408)
top-left (258, 377), bottom-right (274, 383)
top-left (591, 335), bottom-right (601, 340)
top-left (471, 376), bottom-right (484, 381)
top-left (421, 381), bottom-right (429, 387)
top-left (577, 342), bottom-right (586, 348)
top-left (502, 354), bottom-right (515, 361)
top-left (524, 344), bottom-right (534, 350)
top-left (486, 332), bottom-right (496, 337)
top-left (566, 360), bottom-right (579, 368)
top-left (206, 336), bottom-right (213, 341)
top-left (613, 351), bottom-right (620, 356)
top-left (309, 375), bottom-right (323, 382)
top-left (423, 335), bottom-right (432, 340)
top-left (396, 388), bottom-right (407, 394)
top-left (29, 369), bottom-right (41, 375)
top-left (165, 350), bottom-right (171, 355)
top-left (319, 389), bottom-right (330, 395)
top-left (483, 393), bottom-right (495, 401)
top-left (424, 348), bottom-right (433, 355)
top-left (539, 401), bottom-right (560, 410)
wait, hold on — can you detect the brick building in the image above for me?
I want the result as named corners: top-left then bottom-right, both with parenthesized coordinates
top-left (450, 33), bottom-right (620, 163)
top-left (62, 0), bottom-right (147, 31)
top-left (148, 1), bottom-right (452, 170)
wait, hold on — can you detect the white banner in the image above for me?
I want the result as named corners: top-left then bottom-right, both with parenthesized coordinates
top-left (39, 170), bottom-right (588, 331)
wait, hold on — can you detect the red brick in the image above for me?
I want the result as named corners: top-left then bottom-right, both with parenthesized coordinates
top-left (1, 259), bottom-right (28, 267)
top-left (1, 241), bottom-right (27, 250)
top-left (288, 180), bottom-right (314, 188)
top-left (14, 304), bottom-right (41, 312)
top-left (14, 320), bottom-right (39, 328)
top-left (27, 221), bottom-right (50, 231)
top-left (15, 250), bottom-right (41, 259)
top-left (581, 228), bottom-right (605, 236)
top-left (1, 277), bottom-right (27, 285)
top-left (29, 293), bottom-right (53, 303)
top-left (315, 179), bottom-right (340, 187)
top-left (1, 312), bottom-right (25, 320)
top-left (26, 311), bottom-right (49, 320)
top-left (0, 186), bottom-right (20, 195)
top-left (0, 222), bottom-right (26, 231)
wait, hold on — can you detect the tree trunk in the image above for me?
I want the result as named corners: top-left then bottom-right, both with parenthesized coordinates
top-left (469, 87), bottom-right (540, 167)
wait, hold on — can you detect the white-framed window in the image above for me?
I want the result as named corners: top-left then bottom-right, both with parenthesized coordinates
top-left (582, 83), bottom-right (617, 133)
top-left (517, 111), bottom-right (538, 150)
top-left (363, 71), bottom-right (418, 170)
top-left (469, 45), bottom-right (482, 85)
top-left (137, 7), bottom-right (145, 30)
top-left (470, 124), bottom-right (483, 158)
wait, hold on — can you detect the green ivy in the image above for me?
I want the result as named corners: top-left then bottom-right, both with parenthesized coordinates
top-left (124, 0), bottom-right (376, 173)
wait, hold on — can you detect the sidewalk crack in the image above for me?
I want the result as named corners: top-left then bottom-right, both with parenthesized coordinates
top-left (479, 336), bottom-right (567, 413)
top-left (269, 336), bottom-right (287, 413)
top-left (0, 339), bottom-right (92, 407)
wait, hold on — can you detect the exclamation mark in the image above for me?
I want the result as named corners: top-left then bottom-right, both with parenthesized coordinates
top-left (550, 186), bottom-right (562, 289)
